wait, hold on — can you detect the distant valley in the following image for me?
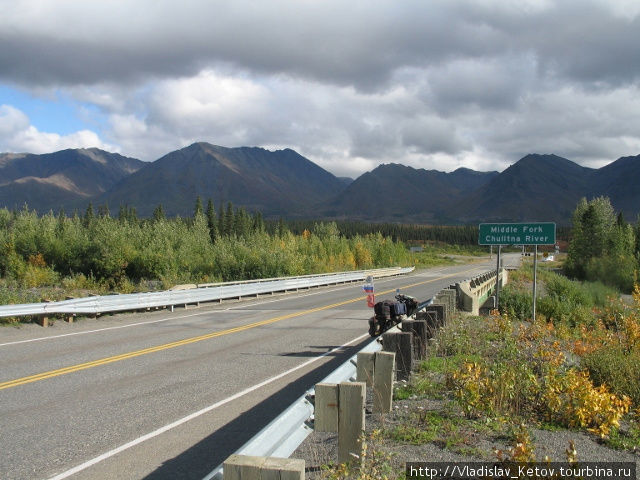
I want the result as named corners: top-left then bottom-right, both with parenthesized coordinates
top-left (1, 143), bottom-right (638, 225)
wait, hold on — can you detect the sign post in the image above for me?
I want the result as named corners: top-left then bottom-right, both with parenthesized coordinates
top-left (495, 245), bottom-right (501, 309)
top-left (478, 223), bottom-right (555, 317)
top-left (533, 245), bottom-right (538, 320)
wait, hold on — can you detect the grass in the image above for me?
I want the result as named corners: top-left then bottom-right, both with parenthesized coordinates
top-left (606, 422), bottom-right (640, 450)
top-left (388, 409), bottom-right (469, 451)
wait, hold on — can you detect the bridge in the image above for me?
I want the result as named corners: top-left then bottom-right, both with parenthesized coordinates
top-left (0, 254), bottom-right (519, 479)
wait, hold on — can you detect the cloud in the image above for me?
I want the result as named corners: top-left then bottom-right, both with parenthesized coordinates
top-left (0, 104), bottom-right (114, 154)
top-left (0, 0), bottom-right (639, 177)
top-left (3, 0), bottom-right (638, 89)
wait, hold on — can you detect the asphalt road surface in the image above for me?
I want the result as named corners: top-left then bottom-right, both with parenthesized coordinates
top-left (0, 254), bottom-right (519, 480)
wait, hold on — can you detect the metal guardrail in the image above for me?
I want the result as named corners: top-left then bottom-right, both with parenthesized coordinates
top-left (204, 331), bottom-right (391, 480)
top-left (195, 267), bottom-right (408, 289)
top-left (0, 267), bottom-right (414, 319)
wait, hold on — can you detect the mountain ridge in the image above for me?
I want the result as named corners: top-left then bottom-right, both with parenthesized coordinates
top-left (0, 148), bottom-right (144, 212)
top-left (94, 142), bottom-right (347, 217)
top-left (0, 144), bottom-right (638, 224)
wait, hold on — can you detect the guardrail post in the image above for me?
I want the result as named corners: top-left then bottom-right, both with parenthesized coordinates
top-left (35, 299), bottom-right (51, 327)
top-left (402, 320), bottom-right (428, 360)
top-left (356, 352), bottom-right (375, 386)
top-left (372, 351), bottom-right (395, 414)
top-left (415, 311), bottom-right (437, 339)
top-left (315, 382), bottom-right (367, 464)
top-left (432, 296), bottom-right (450, 323)
top-left (425, 304), bottom-right (445, 328)
top-left (64, 296), bottom-right (74, 322)
top-left (314, 383), bottom-right (339, 432)
top-left (442, 288), bottom-right (457, 314)
top-left (338, 381), bottom-right (366, 464)
top-left (356, 351), bottom-right (395, 413)
top-left (382, 331), bottom-right (413, 381)
top-left (223, 454), bottom-right (304, 480)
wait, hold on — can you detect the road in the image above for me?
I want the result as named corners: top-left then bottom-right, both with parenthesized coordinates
top-left (0, 255), bottom-right (519, 480)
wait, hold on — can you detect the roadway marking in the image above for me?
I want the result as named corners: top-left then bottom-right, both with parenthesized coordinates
top-left (0, 269), bottom-right (473, 391)
top-left (47, 332), bottom-right (372, 480)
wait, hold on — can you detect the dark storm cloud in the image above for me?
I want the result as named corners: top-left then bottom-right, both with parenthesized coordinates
top-left (3, 0), bottom-right (636, 91)
top-left (1, 0), bottom-right (639, 176)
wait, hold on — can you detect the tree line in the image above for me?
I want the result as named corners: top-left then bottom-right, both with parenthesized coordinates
top-left (0, 198), bottom-right (412, 290)
top-left (272, 220), bottom-right (481, 245)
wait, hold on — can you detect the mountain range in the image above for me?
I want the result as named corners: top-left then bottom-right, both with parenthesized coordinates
top-left (1, 142), bottom-right (638, 225)
top-left (0, 148), bottom-right (144, 211)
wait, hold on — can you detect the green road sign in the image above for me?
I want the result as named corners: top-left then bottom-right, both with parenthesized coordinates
top-left (478, 222), bottom-right (556, 245)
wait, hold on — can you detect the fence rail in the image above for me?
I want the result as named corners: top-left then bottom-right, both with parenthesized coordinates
top-left (0, 267), bottom-right (414, 319)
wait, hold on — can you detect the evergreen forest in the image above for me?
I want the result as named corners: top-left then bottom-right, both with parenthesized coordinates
top-left (565, 196), bottom-right (640, 293)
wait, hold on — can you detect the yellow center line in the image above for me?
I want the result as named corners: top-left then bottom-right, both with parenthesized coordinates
top-left (0, 269), bottom-right (474, 391)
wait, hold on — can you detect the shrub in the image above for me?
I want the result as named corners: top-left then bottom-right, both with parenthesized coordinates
top-left (541, 368), bottom-right (631, 438)
top-left (20, 264), bottom-right (59, 288)
top-left (499, 285), bottom-right (533, 321)
top-left (536, 296), bottom-right (594, 327)
top-left (447, 314), bottom-right (632, 438)
top-left (582, 346), bottom-right (640, 403)
top-left (584, 255), bottom-right (636, 293)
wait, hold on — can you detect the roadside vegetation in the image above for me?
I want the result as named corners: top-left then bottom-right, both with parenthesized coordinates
top-left (0, 200), bottom-right (486, 323)
top-left (317, 196), bottom-right (640, 479)
top-left (323, 268), bottom-right (640, 479)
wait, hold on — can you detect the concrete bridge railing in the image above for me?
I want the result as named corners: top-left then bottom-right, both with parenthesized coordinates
top-left (456, 268), bottom-right (508, 315)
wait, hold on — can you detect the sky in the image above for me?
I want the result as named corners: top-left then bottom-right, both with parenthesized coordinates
top-left (1, 0), bottom-right (639, 178)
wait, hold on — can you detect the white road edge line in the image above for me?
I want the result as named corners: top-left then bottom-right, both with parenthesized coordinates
top-left (0, 311), bottom-right (214, 347)
top-left (47, 332), bottom-right (371, 480)
top-left (0, 275), bottom-right (405, 348)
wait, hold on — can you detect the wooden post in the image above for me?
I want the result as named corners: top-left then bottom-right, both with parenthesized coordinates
top-left (382, 332), bottom-right (413, 381)
top-left (433, 300), bottom-right (449, 324)
top-left (416, 311), bottom-right (437, 339)
top-left (338, 382), bottom-right (366, 464)
top-left (402, 320), bottom-right (427, 360)
top-left (224, 454), bottom-right (261, 480)
top-left (373, 351), bottom-right (395, 414)
top-left (64, 296), bottom-right (75, 322)
top-left (35, 299), bottom-right (52, 327)
top-left (425, 304), bottom-right (445, 328)
top-left (314, 383), bottom-right (339, 432)
top-left (442, 289), bottom-right (456, 314)
top-left (261, 458), bottom-right (305, 480)
top-left (223, 454), bottom-right (304, 480)
top-left (356, 352), bottom-right (375, 387)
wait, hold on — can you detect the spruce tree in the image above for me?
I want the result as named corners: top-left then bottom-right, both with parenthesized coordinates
top-left (217, 205), bottom-right (226, 237)
top-left (83, 202), bottom-right (95, 227)
top-left (206, 199), bottom-right (218, 242)
top-left (194, 196), bottom-right (204, 218)
top-left (152, 204), bottom-right (166, 222)
top-left (225, 202), bottom-right (234, 236)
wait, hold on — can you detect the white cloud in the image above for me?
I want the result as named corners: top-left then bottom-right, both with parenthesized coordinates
top-left (0, 104), bottom-right (114, 154)
top-left (0, 104), bottom-right (30, 136)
